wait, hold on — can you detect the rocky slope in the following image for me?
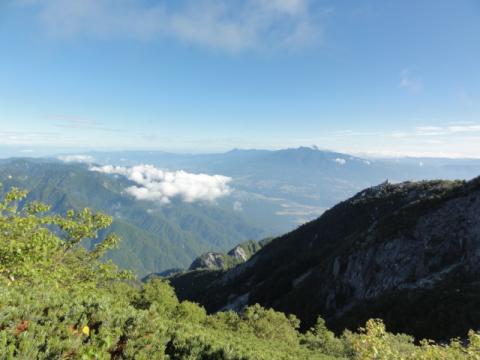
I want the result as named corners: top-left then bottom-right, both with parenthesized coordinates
top-left (188, 239), bottom-right (272, 270)
top-left (169, 177), bottom-right (480, 340)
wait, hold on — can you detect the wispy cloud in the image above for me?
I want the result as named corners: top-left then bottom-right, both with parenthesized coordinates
top-left (414, 126), bottom-right (444, 136)
top-left (0, 130), bottom-right (60, 145)
top-left (18, 0), bottom-right (325, 52)
top-left (415, 124), bottom-right (480, 136)
top-left (306, 121), bottom-right (480, 158)
top-left (448, 125), bottom-right (480, 133)
top-left (399, 68), bottom-right (422, 93)
top-left (49, 115), bottom-right (126, 132)
top-left (91, 164), bottom-right (232, 203)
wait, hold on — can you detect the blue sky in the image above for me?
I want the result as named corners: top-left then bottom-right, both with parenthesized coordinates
top-left (0, 0), bottom-right (479, 157)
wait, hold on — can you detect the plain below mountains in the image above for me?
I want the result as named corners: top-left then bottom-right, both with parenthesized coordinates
top-left (169, 176), bottom-right (480, 341)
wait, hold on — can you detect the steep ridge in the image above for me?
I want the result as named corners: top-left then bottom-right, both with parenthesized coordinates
top-left (169, 177), bottom-right (480, 340)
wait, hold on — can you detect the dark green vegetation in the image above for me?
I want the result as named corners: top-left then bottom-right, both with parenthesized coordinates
top-left (0, 159), bottom-right (265, 276)
top-left (2, 186), bottom-right (480, 359)
top-left (169, 177), bottom-right (480, 341)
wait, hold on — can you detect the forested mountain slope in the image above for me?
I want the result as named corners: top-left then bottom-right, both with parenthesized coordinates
top-left (170, 177), bottom-right (480, 340)
top-left (0, 159), bottom-right (264, 276)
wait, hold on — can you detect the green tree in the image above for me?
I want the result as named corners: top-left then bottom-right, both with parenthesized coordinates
top-left (301, 317), bottom-right (346, 357)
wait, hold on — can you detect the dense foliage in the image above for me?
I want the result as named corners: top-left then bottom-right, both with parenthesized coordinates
top-left (1, 186), bottom-right (480, 359)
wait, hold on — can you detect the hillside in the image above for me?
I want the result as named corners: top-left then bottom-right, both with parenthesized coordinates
top-left (0, 158), bottom-right (265, 276)
top-left (169, 176), bottom-right (480, 340)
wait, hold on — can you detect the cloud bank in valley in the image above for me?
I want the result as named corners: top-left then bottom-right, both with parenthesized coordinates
top-left (91, 164), bottom-right (232, 204)
top-left (58, 155), bottom-right (94, 163)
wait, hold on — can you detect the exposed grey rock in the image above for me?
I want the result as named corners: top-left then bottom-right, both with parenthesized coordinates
top-left (228, 245), bottom-right (248, 261)
top-left (189, 252), bottom-right (226, 270)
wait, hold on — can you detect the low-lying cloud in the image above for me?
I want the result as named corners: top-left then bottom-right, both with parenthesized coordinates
top-left (91, 164), bottom-right (232, 204)
top-left (58, 154), bottom-right (94, 163)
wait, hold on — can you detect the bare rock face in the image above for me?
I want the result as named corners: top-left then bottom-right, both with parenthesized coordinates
top-left (228, 246), bottom-right (248, 261)
top-left (322, 183), bottom-right (480, 316)
top-left (187, 239), bottom-right (266, 271)
top-left (171, 177), bottom-right (480, 341)
top-left (189, 252), bottom-right (226, 270)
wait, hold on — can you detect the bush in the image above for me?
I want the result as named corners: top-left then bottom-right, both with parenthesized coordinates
top-left (1, 185), bottom-right (479, 359)
top-left (301, 317), bottom-right (347, 357)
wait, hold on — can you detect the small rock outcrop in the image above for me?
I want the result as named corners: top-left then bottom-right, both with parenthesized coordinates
top-left (227, 245), bottom-right (248, 261)
top-left (189, 252), bottom-right (227, 270)
top-left (187, 239), bottom-right (269, 271)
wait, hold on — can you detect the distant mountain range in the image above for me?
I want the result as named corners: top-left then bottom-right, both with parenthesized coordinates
top-left (1, 147), bottom-right (480, 279)
top-left (58, 147), bottom-right (480, 232)
top-left (169, 176), bottom-right (480, 341)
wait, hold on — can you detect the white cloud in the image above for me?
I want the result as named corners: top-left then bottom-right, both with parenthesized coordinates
top-left (333, 158), bottom-right (346, 165)
top-left (18, 0), bottom-right (324, 52)
top-left (58, 154), bottom-right (94, 163)
top-left (399, 68), bottom-right (422, 93)
top-left (90, 164), bottom-right (232, 203)
top-left (233, 200), bottom-right (243, 211)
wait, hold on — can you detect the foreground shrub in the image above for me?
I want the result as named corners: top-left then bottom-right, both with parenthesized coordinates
top-left (0, 185), bottom-right (479, 359)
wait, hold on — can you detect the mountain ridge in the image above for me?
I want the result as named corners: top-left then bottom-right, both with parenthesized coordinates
top-left (169, 176), bottom-right (480, 340)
